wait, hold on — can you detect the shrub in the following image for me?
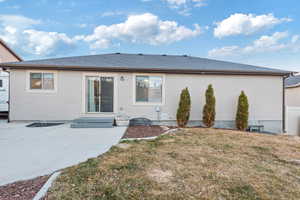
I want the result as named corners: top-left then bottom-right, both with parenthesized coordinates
top-left (202, 84), bottom-right (216, 127)
top-left (176, 88), bottom-right (191, 127)
top-left (235, 91), bottom-right (249, 131)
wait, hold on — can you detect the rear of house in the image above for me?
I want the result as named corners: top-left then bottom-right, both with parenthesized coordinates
top-left (284, 75), bottom-right (300, 136)
top-left (0, 53), bottom-right (291, 133)
top-left (0, 39), bottom-right (22, 112)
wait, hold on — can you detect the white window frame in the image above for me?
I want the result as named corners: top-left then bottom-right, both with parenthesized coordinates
top-left (26, 70), bottom-right (58, 93)
top-left (82, 72), bottom-right (118, 114)
top-left (133, 73), bottom-right (165, 106)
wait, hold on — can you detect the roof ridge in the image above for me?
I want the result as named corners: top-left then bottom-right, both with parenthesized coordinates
top-left (0, 53), bottom-right (292, 75)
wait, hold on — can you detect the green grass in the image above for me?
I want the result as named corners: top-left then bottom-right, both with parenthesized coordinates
top-left (45, 128), bottom-right (300, 200)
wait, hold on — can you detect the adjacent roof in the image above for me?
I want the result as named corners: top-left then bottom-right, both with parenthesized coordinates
top-left (0, 39), bottom-right (22, 61)
top-left (285, 75), bottom-right (300, 88)
top-left (0, 53), bottom-right (292, 76)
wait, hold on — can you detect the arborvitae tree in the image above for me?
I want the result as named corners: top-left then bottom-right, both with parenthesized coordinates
top-left (235, 91), bottom-right (249, 131)
top-left (176, 88), bottom-right (191, 127)
top-left (202, 84), bottom-right (216, 127)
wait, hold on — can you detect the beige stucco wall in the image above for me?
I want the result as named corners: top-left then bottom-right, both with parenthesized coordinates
top-left (0, 44), bottom-right (19, 63)
top-left (285, 86), bottom-right (300, 107)
top-left (10, 69), bottom-right (283, 128)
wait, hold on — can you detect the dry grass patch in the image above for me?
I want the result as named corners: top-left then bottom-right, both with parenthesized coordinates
top-left (45, 128), bottom-right (300, 200)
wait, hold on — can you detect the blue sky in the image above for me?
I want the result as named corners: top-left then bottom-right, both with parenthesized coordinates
top-left (0, 0), bottom-right (299, 70)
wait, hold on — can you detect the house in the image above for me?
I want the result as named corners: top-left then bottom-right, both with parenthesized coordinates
top-left (285, 74), bottom-right (300, 107)
top-left (0, 53), bottom-right (291, 132)
top-left (0, 39), bottom-right (22, 112)
top-left (284, 74), bottom-right (300, 136)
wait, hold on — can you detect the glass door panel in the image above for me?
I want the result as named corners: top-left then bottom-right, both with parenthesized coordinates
top-left (100, 77), bottom-right (114, 112)
top-left (86, 76), bottom-right (114, 113)
top-left (86, 76), bottom-right (100, 112)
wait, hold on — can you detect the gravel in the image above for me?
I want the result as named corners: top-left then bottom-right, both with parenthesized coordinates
top-left (0, 175), bottom-right (50, 200)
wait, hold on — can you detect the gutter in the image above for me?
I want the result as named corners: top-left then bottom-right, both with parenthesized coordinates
top-left (0, 63), bottom-right (292, 76)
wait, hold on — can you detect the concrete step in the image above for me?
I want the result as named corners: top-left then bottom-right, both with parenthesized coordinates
top-left (73, 117), bottom-right (114, 123)
top-left (70, 117), bottom-right (114, 128)
top-left (70, 123), bottom-right (113, 128)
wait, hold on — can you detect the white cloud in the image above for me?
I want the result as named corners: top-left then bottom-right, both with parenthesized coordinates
top-left (164, 0), bottom-right (187, 7)
top-left (0, 13), bottom-right (202, 56)
top-left (0, 0), bottom-right (7, 2)
top-left (192, 0), bottom-right (207, 7)
top-left (0, 14), bottom-right (40, 29)
top-left (0, 15), bottom-right (76, 56)
top-left (78, 13), bottom-right (201, 49)
top-left (101, 11), bottom-right (125, 17)
top-left (22, 29), bottom-right (76, 56)
top-left (208, 32), bottom-right (300, 58)
top-left (162, 0), bottom-right (207, 15)
top-left (214, 13), bottom-right (292, 38)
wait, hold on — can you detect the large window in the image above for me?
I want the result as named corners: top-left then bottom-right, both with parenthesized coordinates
top-left (135, 75), bottom-right (163, 104)
top-left (30, 72), bottom-right (54, 90)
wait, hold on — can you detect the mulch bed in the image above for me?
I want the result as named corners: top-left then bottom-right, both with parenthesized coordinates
top-left (0, 175), bottom-right (50, 200)
top-left (122, 125), bottom-right (169, 139)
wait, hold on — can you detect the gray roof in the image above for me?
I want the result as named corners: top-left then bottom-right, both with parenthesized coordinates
top-left (285, 75), bottom-right (300, 87)
top-left (0, 53), bottom-right (292, 75)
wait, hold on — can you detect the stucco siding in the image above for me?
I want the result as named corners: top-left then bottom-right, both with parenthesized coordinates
top-left (286, 87), bottom-right (300, 107)
top-left (10, 70), bottom-right (82, 120)
top-left (0, 44), bottom-right (19, 63)
top-left (10, 69), bottom-right (283, 132)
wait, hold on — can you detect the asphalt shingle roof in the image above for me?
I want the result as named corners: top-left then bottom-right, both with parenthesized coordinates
top-left (285, 75), bottom-right (300, 87)
top-left (0, 53), bottom-right (291, 75)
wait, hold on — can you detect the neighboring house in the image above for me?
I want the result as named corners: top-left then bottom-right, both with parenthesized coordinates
top-left (284, 75), bottom-right (300, 136)
top-left (285, 75), bottom-right (300, 107)
top-left (0, 53), bottom-right (291, 132)
top-left (0, 39), bottom-right (22, 112)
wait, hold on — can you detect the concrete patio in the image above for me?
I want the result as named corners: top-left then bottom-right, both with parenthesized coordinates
top-left (0, 122), bottom-right (126, 186)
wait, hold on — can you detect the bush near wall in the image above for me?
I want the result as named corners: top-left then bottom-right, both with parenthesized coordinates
top-left (176, 88), bottom-right (191, 127)
top-left (236, 91), bottom-right (249, 131)
top-left (202, 84), bottom-right (216, 128)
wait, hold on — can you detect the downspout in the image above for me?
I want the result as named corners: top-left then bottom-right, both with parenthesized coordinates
top-left (282, 76), bottom-right (285, 133)
top-left (282, 74), bottom-right (290, 133)
top-left (2, 67), bottom-right (10, 123)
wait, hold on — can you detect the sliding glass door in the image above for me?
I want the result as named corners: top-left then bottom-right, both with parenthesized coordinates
top-left (86, 76), bottom-right (114, 113)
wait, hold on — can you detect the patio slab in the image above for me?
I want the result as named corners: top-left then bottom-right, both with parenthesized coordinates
top-left (0, 122), bottom-right (126, 186)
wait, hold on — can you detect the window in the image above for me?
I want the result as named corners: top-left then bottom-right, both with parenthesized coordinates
top-left (29, 72), bottom-right (54, 90)
top-left (135, 75), bottom-right (163, 104)
top-left (0, 79), bottom-right (2, 88)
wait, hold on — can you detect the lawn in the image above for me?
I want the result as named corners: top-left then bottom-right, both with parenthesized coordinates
top-left (45, 128), bottom-right (300, 200)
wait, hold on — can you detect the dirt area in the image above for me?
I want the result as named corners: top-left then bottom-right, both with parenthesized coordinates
top-left (122, 125), bottom-right (168, 138)
top-left (44, 128), bottom-right (300, 199)
top-left (0, 175), bottom-right (49, 200)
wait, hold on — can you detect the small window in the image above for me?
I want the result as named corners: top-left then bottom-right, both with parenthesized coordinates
top-left (135, 75), bottom-right (163, 103)
top-left (0, 79), bottom-right (3, 88)
top-left (30, 72), bottom-right (54, 90)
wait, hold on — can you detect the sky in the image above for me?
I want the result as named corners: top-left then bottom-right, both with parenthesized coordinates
top-left (0, 0), bottom-right (299, 71)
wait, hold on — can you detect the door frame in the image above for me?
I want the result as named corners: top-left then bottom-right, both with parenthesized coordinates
top-left (82, 72), bottom-right (118, 114)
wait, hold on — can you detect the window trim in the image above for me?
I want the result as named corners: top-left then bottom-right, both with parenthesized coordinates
top-left (26, 70), bottom-right (58, 93)
top-left (133, 73), bottom-right (165, 106)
